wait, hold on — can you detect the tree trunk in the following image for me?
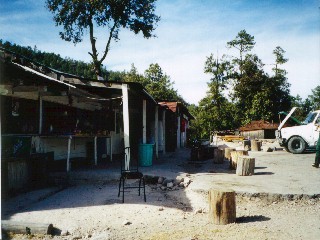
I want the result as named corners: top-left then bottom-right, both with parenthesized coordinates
top-left (93, 61), bottom-right (103, 80)
top-left (230, 150), bottom-right (248, 170)
top-left (213, 148), bottom-right (224, 164)
top-left (236, 156), bottom-right (255, 176)
top-left (224, 148), bottom-right (236, 161)
top-left (208, 189), bottom-right (236, 225)
top-left (251, 140), bottom-right (262, 151)
top-left (1, 220), bottom-right (54, 235)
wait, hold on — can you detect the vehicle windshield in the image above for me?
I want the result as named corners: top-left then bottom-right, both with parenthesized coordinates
top-left (302, 112), bottom-right (317, 124)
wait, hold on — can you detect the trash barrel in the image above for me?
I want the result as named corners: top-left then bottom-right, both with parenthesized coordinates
top-left (139, 144), bottom-right (154, 166)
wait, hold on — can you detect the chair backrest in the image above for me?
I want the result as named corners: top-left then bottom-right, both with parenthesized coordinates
top-left (121, 147), bottom-right (139, 172)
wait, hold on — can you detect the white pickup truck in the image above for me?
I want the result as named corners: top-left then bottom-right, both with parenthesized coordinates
top-left (275, 107), bottom-right (320, 154)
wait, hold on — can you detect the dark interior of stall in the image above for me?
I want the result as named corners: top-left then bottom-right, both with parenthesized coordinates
top-left (1, 95), bottom-right (119, 197)
top-left (165, 110), bottom-right (177, 152)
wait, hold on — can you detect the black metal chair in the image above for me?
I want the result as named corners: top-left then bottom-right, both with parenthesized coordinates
top-left (118, 147), bottom-right (146, 203)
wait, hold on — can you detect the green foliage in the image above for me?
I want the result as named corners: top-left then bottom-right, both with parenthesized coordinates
top-left (0, 39), bottom-right (105, 79)
top-left (227, 29), bottom-right (255, 67)
top-left (228, 33), bottom-right (292, 126)
top-left (272, 46), bottom-right (288, 76)
top-left (124, 63), bottom-right (186, 103)
top-left (46, 0), bottom-right (160, 77)
top-left (309, 85), bottom-right (320, 110)
top-left (144, 63), bottom-right (177, 101)
top-left (290, 95), bottom-right (312, 121)
top-left (190, 30), bottom-right (293, 139)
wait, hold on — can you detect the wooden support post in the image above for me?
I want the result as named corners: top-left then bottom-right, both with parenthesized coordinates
top-left (39, 96), bottom-right (43, 134)
top-left (155, 105), bottom-right (159, 159)
top-left (143, 100), bottom-right (147, 144)
top-left (236, 156), bottom-right (255, 176)
top-left (230, 150), bottom-right (248, 170)
top-left (213, 148), bottom-right (224, 164)
top-left (251, 140), bottom-right (262, 151)
top-left (94, 136), bottom-right (97, 165)
top-left (110, 132), bottom-right (113, 161)
top-left (177, 115), bottom-right (181, 149)
top-left (1, 220), bottom-right (54, 235)
top-left (162, 110), bottom-right (166, 154)
top-left (224, 148), bottom-right (236, 161)
top-left (208, 189), bottom-right (236, 225)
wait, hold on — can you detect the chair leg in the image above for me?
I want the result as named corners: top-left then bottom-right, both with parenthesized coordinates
top-left (118, 177), bottom-right (122, 198)
top-left (122, 177), bottom-right (125, 203)
top-left (138, 178), bottom-right (142, 196)
top-left (143, 177), bottom-right (146, 202)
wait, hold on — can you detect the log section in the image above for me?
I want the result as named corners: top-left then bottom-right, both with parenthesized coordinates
top-left (208, 189), bottom-right (236, 225)
top-left (230, 150), bottom-right (249, 170)
top-left (236, 156), bottom-right (255, 176)
top-left (213, 148), bottom-right (224, 164)
top-left (251, 140), bottom-right (262, 151)
top-left (224, 148), bottom-right (236, 161)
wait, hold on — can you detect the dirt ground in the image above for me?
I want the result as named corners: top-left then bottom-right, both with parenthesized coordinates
top-left (2, 140), bottom-right (320, 240)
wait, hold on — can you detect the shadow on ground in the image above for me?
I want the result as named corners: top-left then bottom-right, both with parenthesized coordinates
top-left (3, 148), bottom-right (233, 220)
top-left (237, 215), bottom-right (271, 223)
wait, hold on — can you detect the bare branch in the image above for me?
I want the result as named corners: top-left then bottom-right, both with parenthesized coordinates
top-left (99, 21), bottom-right (118, 64)
top-left (89, 18), bottom-right (98, 62)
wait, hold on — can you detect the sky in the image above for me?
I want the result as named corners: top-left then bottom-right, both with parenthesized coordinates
top-left (0, 0), bottom-right (319, 105)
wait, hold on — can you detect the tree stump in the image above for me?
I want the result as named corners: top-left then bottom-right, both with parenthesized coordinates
top-left (213, 148), bottom-right (224, 164)
top-left (224, 148), bottom-right (236, 161)
top-left (251, 140), bottom-right (262, 151)
top-left (236, 156), bottom-right (255, 176)
top-left (230, 150), bottom-right (249, 170)
top-left (208, 189), bottom-right (236, 225)
top-left (243, 140), bottom-right (251, 151)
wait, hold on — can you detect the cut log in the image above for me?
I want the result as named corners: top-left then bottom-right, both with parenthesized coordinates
top-left (230, 150), bottom-right (249, 170)
top-left (213, 148), bottom-right (224, 164)
top-left (236, 156), bottom-right (255, 176)
top-left (243, 140), bottom-right (251, 151)
top-left (208, 189), bottom-right (236, 225)
top-left (251, 140), bottom-right (262, 151)
top-left (1, 220), bottom-right (54, 235)
top-left (224, 148), bottom-right (236, 161)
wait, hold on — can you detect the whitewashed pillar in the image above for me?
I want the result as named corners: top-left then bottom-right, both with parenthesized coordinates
top-left (162, 110), bottom-right (166, 154)
top-left (122, 84), bottom-right (130, 168)
top-left (143, 100), bottom-right (147, 144)
top-left (67, 136), bottom-right (72, 172)
top-left (155, 105), bottom-right (159, 159)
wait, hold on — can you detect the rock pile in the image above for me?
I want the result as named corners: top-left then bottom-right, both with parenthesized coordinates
top-left (151, 176), bottom-right (192, 191)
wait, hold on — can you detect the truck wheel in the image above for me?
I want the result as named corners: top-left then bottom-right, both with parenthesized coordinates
top-left (287, 136), bottom-right (306, 154)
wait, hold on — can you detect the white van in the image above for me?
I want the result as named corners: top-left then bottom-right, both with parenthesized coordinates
top-left (275, 107), bottom-right (320, 153)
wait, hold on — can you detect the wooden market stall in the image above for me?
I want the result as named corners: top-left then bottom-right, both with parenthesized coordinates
top-left (0, 48), bottom-right (157, 195)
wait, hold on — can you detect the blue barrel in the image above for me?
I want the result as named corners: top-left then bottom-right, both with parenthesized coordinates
top-left (139, 144), bottom-right (154, 166)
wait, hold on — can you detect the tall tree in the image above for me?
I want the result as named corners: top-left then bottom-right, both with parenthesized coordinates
top-left (143, 63), bottom-right (185, 102)
top-left (272, 46), bottom-right (288, 76)
top-left (227, 29), bottom-right (255, 74)
top-left (46, 0), bottom-right (160, 79)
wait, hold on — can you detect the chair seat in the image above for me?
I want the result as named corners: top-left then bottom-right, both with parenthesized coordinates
top-left (121, 171), bottom-right (144, 179)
